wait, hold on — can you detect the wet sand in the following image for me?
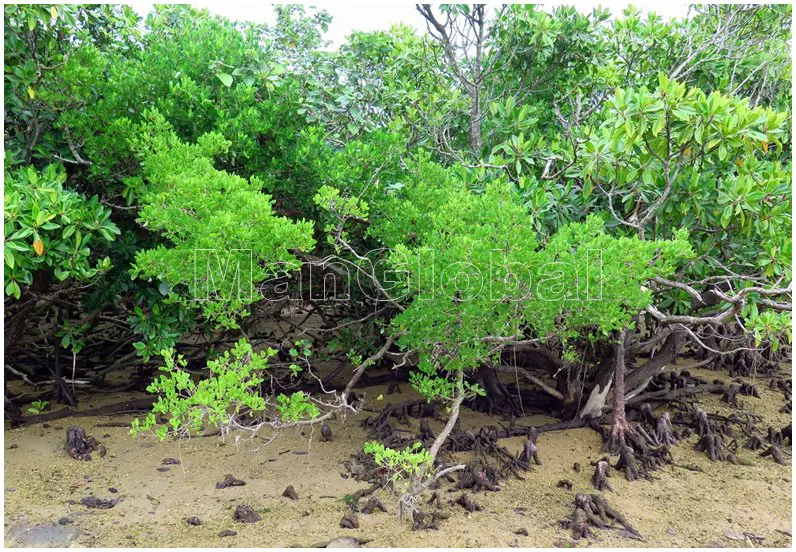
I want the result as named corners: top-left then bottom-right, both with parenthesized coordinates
top-left (4, 368), bottom-right (791, 547)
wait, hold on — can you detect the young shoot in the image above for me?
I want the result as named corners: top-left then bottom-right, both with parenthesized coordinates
top-left (363, 441), bottom-right (433, 485)
top-left (131, 339), bottom-right (324, 441)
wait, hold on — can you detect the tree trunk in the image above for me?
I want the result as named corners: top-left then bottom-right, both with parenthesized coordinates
top-left (468, 87), bottom-right (482, 153)
top-left (578, 351), bottom-right (615, 420)
top-left (606, 329), bottom-right (631, 451)
top-left (624, 330), bottom-right (681, 396)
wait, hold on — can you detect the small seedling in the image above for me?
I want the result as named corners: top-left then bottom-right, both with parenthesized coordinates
top-left (27, 400), bottom-right (48, 436)
top-left (27, 399), bottom-right (48, 415)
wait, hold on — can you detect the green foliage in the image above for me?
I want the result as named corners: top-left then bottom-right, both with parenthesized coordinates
top-left (4, 3), bottom-right (791, 438)
top-left (363, 441), bottom-right (432, 482)
top-left (276, 392), bottom-right (320, 422)
top-left (580, 75), bottom-right (791, 289)
top-left (131, 339), bottom-right (324, 439)
top-left (386, 180), bottom-right (693, 401)
top-left (128, 302), bottom-right (187, 362)
top-left (27, 400), bottom-right (48, 415)
top-left (4, 164), bottom-right (118, 298)
top-left (58, 319), bottom-right (91, 354)
top-left (4, 4), bottom-right (139, 166)
top-left (128, 110), bottom-right (315, 328)
top-left (745, 309), bottom-right (792, 352)
top-left (131, 340), bottom-right (270, 439)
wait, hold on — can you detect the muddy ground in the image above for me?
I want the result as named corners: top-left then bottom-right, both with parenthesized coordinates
top-left (4, 367), bottom-right (792, 548)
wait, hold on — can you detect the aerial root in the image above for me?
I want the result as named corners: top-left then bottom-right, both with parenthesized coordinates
top-left (568, 493), bottom-right (641, 541)
top-left (591, 458), bottom-right (612, 491)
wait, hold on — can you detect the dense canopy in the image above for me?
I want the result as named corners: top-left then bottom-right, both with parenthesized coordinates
top-left (3, 3), bottom-right (792, 531)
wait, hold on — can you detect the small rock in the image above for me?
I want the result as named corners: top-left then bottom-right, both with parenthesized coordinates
top-left (553, 538), bottom-right (577, 548)
top-left (161, 457), bottom-right (181, 465)
top-left (233, 503), bottom-right (261, 523)
top-left (9, 444), bottom-right (18, 449)
top-left (514, 528), bottom-right (529, 536)
top-left (108, 487), bottom-right (118, 494)
top-left (186, 517), bottom-right (201, 526)
top-left (320, 422), bottom-right (333, 442)
top-left (156, 466), bottom-right (169, 472)
top-left (326, 537), bottom-right (361, 548)
top-left (666, 527), bottom-right (676, 536)
top-left (282, 485), bottom-right (299, 500)
top-left (57, 517), bottom-right (73, 526)
top-left (6, 523), bottom-right (79, 547)
top-left (102, 433), bottom-right (110, 439)
top-left (572, 462), bottom-right (581, 473)
top-left (723, 528), bottom-right (746, 541)
top-left (361, 497), bottom-right (386, 514)
top-left (82, 496), bottom-right (117, 509)
top-left (217, 474), bottom-right (246, 489)
top-left (556, 480), bottom-right (573, 490)
top-left (340, 513), bottom-right (359, 529)
top-left (219, 530), bottom-right (237, 538)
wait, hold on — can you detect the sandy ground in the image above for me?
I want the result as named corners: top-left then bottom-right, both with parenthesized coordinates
top-left (3, 367), bottom-right (792, 548)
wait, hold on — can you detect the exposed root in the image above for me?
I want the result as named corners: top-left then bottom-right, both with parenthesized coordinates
top-left (557, 479), bottom-right (573, 490)
top-left (768, 426), bottom-right (784, 447)
top-left (616, 444), bottom-right (646, 481)
top-left (455, 461), bottom-right (500, 492)
top-left (570, 493), bottom-right (641, 540)
top-left (419, 418), bottom-right (435, 444)
top-left (340, 512), bottom-right (359, 529)
top-left (454, 493), bottom-right (482, 513)
top-left (691, 406), bottom-right (733, 462)
top-left (722, 381), bottom-right (761, 408)
top-left (591, 458), bottom-right (612, 491)
top-left (233, 503), bottom-right (261, 523)
top-left (571, 507), bottom-right (592, 540)
top-left (655, 412), bottom-right (678, 446)
top-left (744, 435), bottom-right (764, 450)
top-left (411, 508), bottom-right (448, 531)
top-left (427, 491), bottom-right (443, 510)
top-left (602, 422), bottom-right (630, 455)
top-left (216, 474), bottom-right (246, 489)
top-left (65, 426), bottom-right (102, 461)
top-left (361, 497), bottom-right (387, 514)
top-left (760, 445), bottom-right (786, 465)
top-left (517, 427), bottom-right (541, 469)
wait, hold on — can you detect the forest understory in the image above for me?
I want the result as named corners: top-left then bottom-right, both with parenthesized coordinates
top-left (4, 314), bottom-right (793, 548)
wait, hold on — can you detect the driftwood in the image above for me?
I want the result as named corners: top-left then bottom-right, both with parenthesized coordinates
top-left (9, 397), bottom-right (155, 426)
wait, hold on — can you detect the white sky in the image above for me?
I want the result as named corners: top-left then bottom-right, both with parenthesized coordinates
top-left (128, 2), bottom-right (691, 48)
